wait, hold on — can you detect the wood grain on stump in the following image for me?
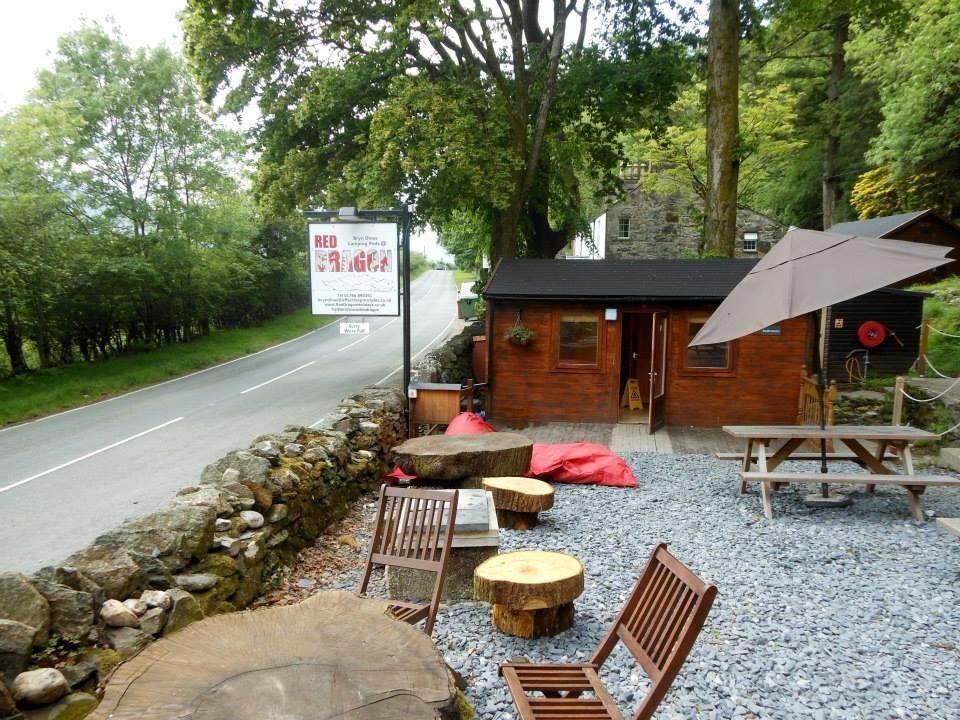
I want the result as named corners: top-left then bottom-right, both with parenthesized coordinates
top-left (392, 433), bottom-right (533, 481)
top-left (91, 591), bottom-right (462, 720)
top-left (481, 477), bottom-right (554, 530)
top-left (474, 550), bottom-right (584, 638)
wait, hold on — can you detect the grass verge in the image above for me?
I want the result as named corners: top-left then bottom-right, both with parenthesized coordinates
top-left (912, 277), bottom-right (960, 376)
top-left (0, 308), bottom-right (335, 427)
top-left (453, 269), bottom-right (476, 288)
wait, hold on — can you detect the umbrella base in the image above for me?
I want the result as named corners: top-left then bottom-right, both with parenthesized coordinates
top-left (804, 492), bottom-right (852, 509)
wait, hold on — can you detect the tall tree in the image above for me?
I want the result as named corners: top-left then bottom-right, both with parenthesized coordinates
top-left (182, 0), bottom-right (688, 262)
top-left (705, 0), bottom-right (740, 255)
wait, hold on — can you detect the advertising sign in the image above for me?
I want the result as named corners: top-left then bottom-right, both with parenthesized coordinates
top-left (339, 322), bottom-right (370, 335)
top-left (308, 222), bottom-right (399, 316)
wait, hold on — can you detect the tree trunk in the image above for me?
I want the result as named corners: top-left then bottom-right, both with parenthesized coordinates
top-left (822, 13), bottom-right (850, 230)
top-left (2, 297), bottom-right (28, 375)
top-left (705, 0), bottom-right (740, 257)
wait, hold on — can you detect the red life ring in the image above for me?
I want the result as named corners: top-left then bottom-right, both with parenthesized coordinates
top-left (857, 321), bottom-right (887, 348)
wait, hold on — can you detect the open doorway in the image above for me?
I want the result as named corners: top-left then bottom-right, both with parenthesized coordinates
top-left (620, 311), bottom-right (669, 431)
top-left (619, 312), bottom-right (652, 424)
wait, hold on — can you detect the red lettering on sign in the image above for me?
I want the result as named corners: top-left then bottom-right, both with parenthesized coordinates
top-left (313, 234), bottom-right (338, 248)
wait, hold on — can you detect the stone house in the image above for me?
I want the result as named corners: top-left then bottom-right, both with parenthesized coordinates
top-left (572, 170), bottom-right (787, 259)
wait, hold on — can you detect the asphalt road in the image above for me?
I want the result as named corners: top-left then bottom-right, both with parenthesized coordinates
top-left (0, 270), bottom-right (459, 573)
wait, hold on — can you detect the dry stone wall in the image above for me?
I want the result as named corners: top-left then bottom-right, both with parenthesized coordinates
top-left (0, 387), bottom-right (405, 720)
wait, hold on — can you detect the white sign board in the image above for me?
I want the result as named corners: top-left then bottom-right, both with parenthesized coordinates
top-left (339, 321), bottom-right (370, 335)
top-left (309, 222), bottom-right (399, 316)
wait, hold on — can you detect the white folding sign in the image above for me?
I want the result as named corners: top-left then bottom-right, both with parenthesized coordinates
top-left (339, 322), bottom-right (370, 335)
top-left (309, 222), bottom-right (400, 316)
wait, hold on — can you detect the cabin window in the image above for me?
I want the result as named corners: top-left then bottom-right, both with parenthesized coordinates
top-left (742, 232), bottom-right (759, 253)
top-left (684, 315), bottom-right (735, 375)
top-left (555, 311), bottom-right (602, 370)
top-left (617, 216), bottom-right (631, 240)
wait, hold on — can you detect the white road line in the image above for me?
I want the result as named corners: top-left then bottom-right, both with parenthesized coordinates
top-left (375, 317), bottom-right (458, 386)
top-left (239, 361), bottom-right (316, 395)
top-left (0, 417), bottom-right (185, 495)
top-left (0, 318), bottom-right (345, 434)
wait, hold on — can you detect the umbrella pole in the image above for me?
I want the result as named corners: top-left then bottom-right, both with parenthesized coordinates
top-left (805, 309), bottom-right (850, 509)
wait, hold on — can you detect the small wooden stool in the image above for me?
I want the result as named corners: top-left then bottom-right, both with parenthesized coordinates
top-left (481, 477), bottom-right (554, 530)
top-left (474, 550), bottom-right (584, 638)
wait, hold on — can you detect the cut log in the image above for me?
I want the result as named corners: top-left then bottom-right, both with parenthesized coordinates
top-left (91, 590), bottom-right (465, 720)
top-left (481, 477), bottom-right (554, 529)
top-left (474, 551), bottom-right (584, 638)
top-left (393, 433), bottom-right (533, 481)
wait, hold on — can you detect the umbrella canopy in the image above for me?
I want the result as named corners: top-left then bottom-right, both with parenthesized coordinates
top-left (689, 228), bottom-right (952, 347)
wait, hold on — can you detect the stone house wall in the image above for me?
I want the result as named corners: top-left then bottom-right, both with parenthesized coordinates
top-left (601, 189), bottom-right (786, 259)
top-left (0, 387), bottom-right (406, 719)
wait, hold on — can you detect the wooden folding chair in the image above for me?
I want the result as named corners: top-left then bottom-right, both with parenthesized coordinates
top-left (500, 543), bottom-right (717, 720)
top-left (357, 485), bottom-right (458, 636)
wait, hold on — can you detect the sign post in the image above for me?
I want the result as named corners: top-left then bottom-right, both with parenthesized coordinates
top-left (305, 207), bottom-right (413, 399)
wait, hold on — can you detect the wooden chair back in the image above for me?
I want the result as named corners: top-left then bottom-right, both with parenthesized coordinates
top-left (590, 543), bottom-right (717, 720)
top-left (358, 486), bottom-right (458, 634)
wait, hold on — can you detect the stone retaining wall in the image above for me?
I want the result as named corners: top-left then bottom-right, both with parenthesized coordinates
top-left (416, 321), bottom-right (484, 385)
top-left (0, 387), bottom-right (406, 719)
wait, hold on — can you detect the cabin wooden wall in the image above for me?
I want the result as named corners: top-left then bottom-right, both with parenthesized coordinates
top-left (665, 311), bottom-right (809, 426)
top-left (488, 301), bottom-right (620, 425)
top-left (487, 300), bottom-right (810, 427)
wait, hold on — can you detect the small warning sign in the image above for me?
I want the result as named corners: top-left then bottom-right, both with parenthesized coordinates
top-left (621, 379), bottom-right (644, 411)
top-left (340, 322), bottom-right (370, 335)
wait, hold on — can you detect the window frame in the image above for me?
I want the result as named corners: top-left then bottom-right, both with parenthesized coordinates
top-left (617, 216), bottom-right (631, 240)
top-left (680, 313), bottom-right (737, 377)
top-left (552, 308), bottom-right (605, 373)
top-left (742, 231), bottom-right (759, 253)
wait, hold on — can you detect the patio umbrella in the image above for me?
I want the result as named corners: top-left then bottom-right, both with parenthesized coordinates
top-left (689, 228), bottom-right (951, 501)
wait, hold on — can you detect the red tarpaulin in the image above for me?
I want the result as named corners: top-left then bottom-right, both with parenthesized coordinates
top-left (444, 412), bottom-right (496, 435)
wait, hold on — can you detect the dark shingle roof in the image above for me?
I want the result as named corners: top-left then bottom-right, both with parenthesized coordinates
top-left (829, 211), bottom-right (929, 238)
top-left (483, 258), bottom-right (759, 301)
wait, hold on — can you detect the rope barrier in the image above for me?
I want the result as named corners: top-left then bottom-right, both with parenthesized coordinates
top-left (928, 325), bottom-right (960, 339)
top-left (899, 377), bottom-right (960, 403)
top-left (921, 354), bottom-right (954, 379)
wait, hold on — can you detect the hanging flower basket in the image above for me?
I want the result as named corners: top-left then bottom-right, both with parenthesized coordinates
top-left (504, 323), bottom-right (535, 346)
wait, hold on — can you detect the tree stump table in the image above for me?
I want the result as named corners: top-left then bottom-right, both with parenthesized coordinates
top-left (392, 432), bottom-right (533, 482)
top-left (90, 591), bottom-right (464, 720)
top-left (481, 476), bottom-right (554, 530)
top-left (474, 550), bottom-right (584, 638)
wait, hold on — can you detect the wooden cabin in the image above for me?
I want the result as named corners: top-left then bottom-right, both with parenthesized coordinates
top-left (482, 259), bottom-right (812, 430)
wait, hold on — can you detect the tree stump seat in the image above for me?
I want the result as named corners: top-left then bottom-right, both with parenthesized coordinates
top-left (481, 477), bottom-right (555, 530)
top-left (474, 550), bottom-right (584, 638)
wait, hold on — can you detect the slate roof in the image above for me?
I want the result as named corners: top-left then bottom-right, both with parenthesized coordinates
top-left (483, 258), bottom-right (759, 301)
top-left (829, 211), bottom-right (929, 238)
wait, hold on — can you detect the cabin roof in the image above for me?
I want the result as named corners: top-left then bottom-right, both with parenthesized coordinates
top-left (484, 258), bottom-right (758, 301)
top-left (483, 258), bottom-right (930, 303)
top-left (829, 211), bottom-right (932, 238)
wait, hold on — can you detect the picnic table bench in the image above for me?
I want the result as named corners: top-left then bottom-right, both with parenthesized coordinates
top-left (723, 425), bottom-right (959, 521)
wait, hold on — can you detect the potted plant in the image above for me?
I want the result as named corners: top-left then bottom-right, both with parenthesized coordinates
top-left (504, 320), bottom-right (535, 346)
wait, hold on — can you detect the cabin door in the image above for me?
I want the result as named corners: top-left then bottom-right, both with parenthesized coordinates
top-left (647, 312), bottom-right (668, 433)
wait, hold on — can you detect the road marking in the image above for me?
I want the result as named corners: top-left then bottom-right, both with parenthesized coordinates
top-left (0, 318), bottom-right (345, 434)
top-left (374, 317), bottom-right (458, 387)
top-left (239, 361), bottom-right (316, 395)
top-left (0, 417), bottom-right (185, 495)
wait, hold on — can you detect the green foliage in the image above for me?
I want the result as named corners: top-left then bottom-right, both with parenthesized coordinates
top-left (913, 278), bottom-right (960, 376)
top-left (0, 24), bottom-right (308, 378)
top-left (407, 251), bottom-right (429, 282)
top-left (504, 323), bottom-right (536, 345)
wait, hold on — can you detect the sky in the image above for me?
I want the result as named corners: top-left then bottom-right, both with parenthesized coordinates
top-left (0, 0), bottom-right (453, 262)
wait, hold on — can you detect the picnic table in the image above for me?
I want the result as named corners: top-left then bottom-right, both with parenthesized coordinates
top-left (722, 424), bottom-right (959, 521)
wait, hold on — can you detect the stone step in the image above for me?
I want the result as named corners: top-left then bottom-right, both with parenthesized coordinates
top-left (938, 447), bottom-right (960, 472)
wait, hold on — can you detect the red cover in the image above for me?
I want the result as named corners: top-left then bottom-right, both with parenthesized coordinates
top-left (444, 412), bottom-right (496, 435)
top-left (382, 464), bottom-right (417, 485)
top-left (527, 442), bottom-right (638, 488)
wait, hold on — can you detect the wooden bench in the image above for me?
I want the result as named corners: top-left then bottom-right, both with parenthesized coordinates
top-left (739, 471), bottom-right (960, 521)
top-left (716, 451), bottom-right (896, 463)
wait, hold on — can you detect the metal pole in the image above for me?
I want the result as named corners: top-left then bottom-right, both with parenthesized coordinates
top-left (401, 205), bottom-right (412, 401)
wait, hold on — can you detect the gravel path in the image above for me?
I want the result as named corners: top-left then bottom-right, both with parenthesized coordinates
top-left (307, 453), bottom-right (960, 720)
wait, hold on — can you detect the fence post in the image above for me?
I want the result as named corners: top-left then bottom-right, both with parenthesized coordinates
top-left (892, 376), bottom-right (905, 426)
top-left (918, 319), bottom-right (929, 376)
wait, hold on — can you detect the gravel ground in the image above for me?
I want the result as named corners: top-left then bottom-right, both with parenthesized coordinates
top-left (309, 453), bottom-right (960, 720)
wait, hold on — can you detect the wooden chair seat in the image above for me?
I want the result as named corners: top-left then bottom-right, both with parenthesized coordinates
top-left (358, 486), bottom-right (458, 636)
top-left (386, 600), bottom-right (430, 625)
top-left (499, 544), bottom-right (716, 720)
top-left (501, 663), bottom-right (622, 719)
